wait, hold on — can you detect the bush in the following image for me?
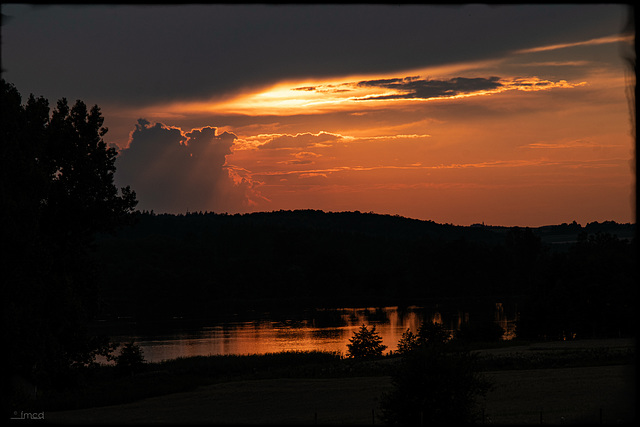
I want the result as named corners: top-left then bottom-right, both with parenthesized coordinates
top-left (115, 342), bottom-right (146, 376)
top-left (379, 347), bottom-right (492, 425)
top-left (454, 321), bottom-right (505, 343)
top-left (417, 321), bottom-right (450, 346)
top-left (346, 325), bottom-right (387, 359)
top-left (396, 322), bottom-right (452, 357)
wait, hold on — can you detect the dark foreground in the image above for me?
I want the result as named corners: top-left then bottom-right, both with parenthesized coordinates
top-left (41, 339), bottom-right (635, 425)
top-left (46, 365), bottom-right (634, 425)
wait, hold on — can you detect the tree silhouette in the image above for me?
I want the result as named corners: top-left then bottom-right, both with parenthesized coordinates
top-left (454, 321), bottom-right (505, 343)
top-left (346, 324), bottom-right (387, 359)
top-left (515, 231), bottom-right (636, 340)
top-left (43, 97), bottom-right (137, 246)
top-left (417, 321), bottom-right (450, 346)
top-left (396, 329), bottom-right (420, 355)
top-left (2, 79), bottom-right (138, 390)
top-left (379, 347), bottom-right (491, 425)
top-left (115, 342), bottom-right (146, 377)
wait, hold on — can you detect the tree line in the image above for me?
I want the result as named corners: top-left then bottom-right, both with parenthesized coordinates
top-left (93, 209), bottom-right (636, 342)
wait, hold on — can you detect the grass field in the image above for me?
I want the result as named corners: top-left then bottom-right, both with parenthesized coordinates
top-left (33, 339), bottom-right (639, 424)
top-left (44, 364), bottom-right (635, 424)
top-left (483, 364), bottom-right (635, 424)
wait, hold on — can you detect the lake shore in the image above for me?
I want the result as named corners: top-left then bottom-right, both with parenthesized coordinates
top-left (41, 338), bottom-right (636, 425)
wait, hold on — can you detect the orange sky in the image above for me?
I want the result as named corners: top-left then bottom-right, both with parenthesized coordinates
top-left (110, 33), bottom-right (634, 226)
top-left (3, 5), bottom-right (634, 226)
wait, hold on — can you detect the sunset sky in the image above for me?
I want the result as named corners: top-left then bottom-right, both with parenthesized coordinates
top-left (2, 4), bottom-right (635, 226)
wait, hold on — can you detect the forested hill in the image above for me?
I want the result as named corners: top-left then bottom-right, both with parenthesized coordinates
top-left (93, 210), bottom-right (636, 338)
top-left (103, 209), bottom-right (503, 243)
top-left (99, 209), bottom-right (635, 247)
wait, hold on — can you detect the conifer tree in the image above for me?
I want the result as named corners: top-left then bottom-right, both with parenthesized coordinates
top-left (346, 324), bottom-right (387, 359)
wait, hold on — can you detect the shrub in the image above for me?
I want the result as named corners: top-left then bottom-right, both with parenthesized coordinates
top-left (379, 346), bottom-right (492, 425)
top-left (115, 342), bottom-right (146, 376)
top-left (417, 321), bottom-right (450, 346)
top-left (454, 321), bottom-right (505, 343)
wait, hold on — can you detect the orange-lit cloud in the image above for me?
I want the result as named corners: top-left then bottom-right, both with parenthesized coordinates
top-left (248, 157), bottom-right (627, 179)
top-left (524, 140), bottom-right (625, 149)
top-left (233, 131), bottom-right (432, 151)
top-left (151, 74), bottom-right (586, 117)
top-left (257, 132), bottom-right (343, 150)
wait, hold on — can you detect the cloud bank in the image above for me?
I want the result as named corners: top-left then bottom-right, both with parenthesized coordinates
top-left (115, 119), bottom-right (266, 213)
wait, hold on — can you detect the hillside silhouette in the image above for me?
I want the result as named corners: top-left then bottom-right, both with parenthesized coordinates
top-left (93, 210), bottom-right (636, 340)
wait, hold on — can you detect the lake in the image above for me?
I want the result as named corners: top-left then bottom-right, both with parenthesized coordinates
top-left (102, 302), bottom-right (517, 363)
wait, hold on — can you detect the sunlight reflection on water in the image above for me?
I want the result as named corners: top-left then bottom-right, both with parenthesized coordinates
top-left (103, 305), bottom-right (516, 363)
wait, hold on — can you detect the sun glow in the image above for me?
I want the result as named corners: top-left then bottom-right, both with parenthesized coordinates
top-left (145, 73), bottom-right (588, 118)
top-left (213, 80), bottom-right (407, 115)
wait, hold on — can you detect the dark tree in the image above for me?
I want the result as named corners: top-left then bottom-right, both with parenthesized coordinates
top-left (515, 231), bottom-right (636, 340)
top-left (2, 80), bottom-right (138, 392)
top-left (115, 342), bottom-right (147, 377)
top-left (416, 321), bottom-right (450, 346)
top-left (396, 329), bottom-right (420, 355)
top-left (379, 347), bottom-right (492, 425)
top-left (454, 321), bottom-right (505, 344)
top-left (346, 324), bottom-right (388, 359)
top-left (504, 226), bottom-right (546, 293)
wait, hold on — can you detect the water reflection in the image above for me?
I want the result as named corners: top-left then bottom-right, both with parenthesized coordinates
top-left (105, 305), bottom-right (517, 364)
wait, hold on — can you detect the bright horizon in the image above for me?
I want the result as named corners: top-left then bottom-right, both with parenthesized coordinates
top-left (2, 4), bottom-right (635, 227)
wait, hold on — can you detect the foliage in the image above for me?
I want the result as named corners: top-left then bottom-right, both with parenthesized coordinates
top-left (158, 350), bottom-right (345, 380)
top-left (346, 325), bottom-right (388, 359)
top-left (21, 342), bottom-right (633, 414)
top-left (396, 322), bottom-right (452, 355)
top-left (417, 321), bottom-right (451, 346)
top-left (2, 79), bottom-right (138, 391)
top-left (30, 350), bottom-right (346, 412)
top-left (115, 342), bottom-right (146, 376)
top-left (516, 232), bottom-right (636, 340)
top-left (396, 329), bottom-right (420, 355)
top-left (378, 346), bottom-right (492, 425)
top-left (454, 321), bottom-right (505, 343)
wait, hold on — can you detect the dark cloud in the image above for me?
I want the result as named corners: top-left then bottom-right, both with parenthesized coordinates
top-left (355, 76), bottom-right (503, 100)
top-left (293, 86), bottom-right (317, 92)
top-left (115, 119), bottom-right (261, 213)
top-left (1, 4), bottom-right (628, 107)
top-left (356, 76), bottom-right (421, 88)
top-left (259, 132), bottom-right (342, 150)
